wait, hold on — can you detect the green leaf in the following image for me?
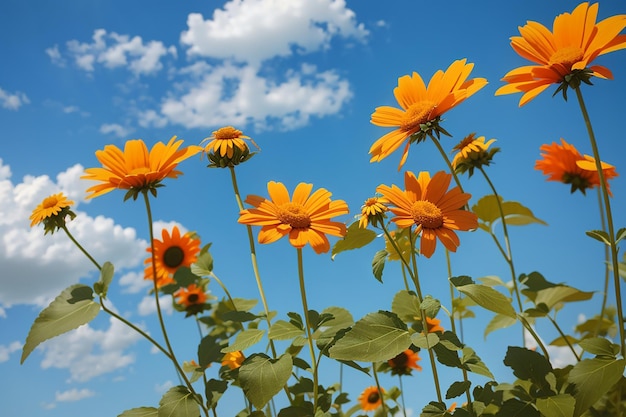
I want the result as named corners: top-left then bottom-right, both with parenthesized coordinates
top-left (446, 381), bottom-right (471, 399)
top-left (198, 335), bottom-right (225, 368)
top-left (391, 290), bottom-right (421, 322)
top-left (472, 195), bottom-right (546, 229)
top-left (455, 284), bottom-right (516, 318)
top-left (269, 320), bottom-right (304, 341)
top-left (503, 346), bottom-right (552, 384)
top-left (158, 385), bottom-right (199, 417)
top-left (372, 249), bottom-right (387, 283)
top-left (205, 378), bottom-right (228, 409)
top-left (420, 401), bottom-right (451, 417)
top-left (586, 230), bottom-right (611, 245)
top-left (411, 332), bottom-right (440, 349)
top-left (328, 311), bottom-right (411, 362)
top-left (484, 313), bottom-right (517, 339)
top-left (173, 267), bottom-right (197, 288)
top-left (21, 284), bottom-right (100, 363)
top-left (313, 306), bottom-right (354, 348)
top-left (239, 353), bottom-right (293, 409)
top-left (331, 221), bottom-right (377, 260)
top-left (461, 347), bottom-right (494, 379)
top-left (578, 337), bottom-right (620, 357)
top-left (94, 261), bottom-right (114, 298)
top-left (568, 358), bottom-right (626, 417)
top-left (498, 399), bottom-right (540, 417)
top-left (191, 251), bottom-right (213, 276)
top-left (221, 329), bottom-right (265, 353)
top-left (615, 228), bottom-right (626, 244)
top-left (118, 407), bottom-right (159, 417)
top-left (535, 394), bottom-right (575, 417)
top-left (421, 296), bottom-right (441, 318)
top-left (534, 286), bottom-right (594, 312)
top-left (548, 335), bottom-right (579, 347)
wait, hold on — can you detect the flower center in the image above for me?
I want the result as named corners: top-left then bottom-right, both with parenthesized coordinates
top-left (42, 196), bottom-right (59, 209)
top-left (129, 167), bottom-right (151, 175)
top-left (367, 392), bottom-right (380, 404)
top-left (187, 293), bottom-right (199, 304)
top-left (410, 200), bottom-right (443, 229)
top-left (214, 126), bottom-right (242, 140)
top-left (163, 246), bottom-right (185, 268)
top-left (400, 101), bottom-right (436, 132)
top-left (277, 203), bottom-right (311, 229)
top-left (453, 133), bottom-right (477, 153)
top-left (391, 352), bottom-right (408, 368)
top-left (549, 46), bottom-right (584, 68)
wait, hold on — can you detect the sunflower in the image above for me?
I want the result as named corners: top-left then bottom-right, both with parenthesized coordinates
top-left (358, 386), bottom-right (385, 412)
top-left (495, 2), bottom-right (626, 106)
top-left (222, 351), bottom-right (245, 370)
top-left (387, 349), bottom-right (422, 376)
top-left (144, 226), bottom-right (201, 287)
top-left (452, 133), bottom-right (499, 176)
top-left (238, 181), bottom-right (349, 254)
top-left (376, 171), bottom-right (477, 258)
top-left (30, 192), bottom-right (75, 228)
top-left (370, 59), bottom-right (487, 170)
top-left (359, 196), bottom-right (388, 228)
top-left (174, 284), bottom-right (207, 308)
top-left (535, 138), bottom-right (617, 195)
top-left (82, 136), bottom-right (201, 199)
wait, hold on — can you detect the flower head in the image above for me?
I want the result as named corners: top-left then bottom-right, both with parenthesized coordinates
top-left (535, 138), bottom-right (617, 195)
top-left (358, 386), bottom-right (385, 412)
top-left (359, 196), bottom-right (388, 228)
top-left (452, 133), bottom-right (500, 176)
top-left (82, 136), bottom-right (201, 200)
top-left (175, 284), bottom-right (208, 308)
top-left (222, 351), bottom-right (245, 370)
top-left (387, 349), bottom-right (422, 376)
top-left (426, 317), bottom-right (445, 333)
top-left (30, 193), bottom-right (76, 234)
top-left (377, 171), bottom-right (477, 258)
top-left (496, 2), bottom-right (626, 105)
top-left (202, 126), bottom-right (258, 168)
top-left (238, 182), bottom-right (349, 254)
top-left (370, 59), bottom-right (487, 170)
top-left (144, 226), bottom-right (201, 287)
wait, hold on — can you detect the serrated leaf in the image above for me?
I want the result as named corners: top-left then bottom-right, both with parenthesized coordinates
top-left (239, 353), bottom-right (292, 409)
top-left (118, 407), bottom-right (159, 417)
top-left (391, 290), bottom-right (421, 322)
top-left (446, 381), bottom-right (471, 399)
top-left (221, 329), bottom-right (265, 353)
top-left (484, 313), bottom-right (517, 339)
top-left (191, 251), bottom-right (213, 276)
top-left (372, 249), bottom-right (387, 283)
top-left (269, 320), bottom-right (304, 340)
top-left (331, 221), bottom-right (377, 260)
top-left (94, 261), bottom-right (114, 298)
top-left (568, 358), bottom-right (625, 417)
top-left (455, 284), bottom-right (516, 318)
top-left (328, 311), bottom-right (410, 362)
top-left (535, 394), bottom-right (575, 417)
top-left (21, 284), bottom-right (100, 363)
top-left (578, 337), bottom-right (619, 357)
top-left (158, 386), bottom-right (199, 417)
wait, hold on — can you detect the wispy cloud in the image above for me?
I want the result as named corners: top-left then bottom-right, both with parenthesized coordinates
top-left (0, 87), bottom-right (29, 110)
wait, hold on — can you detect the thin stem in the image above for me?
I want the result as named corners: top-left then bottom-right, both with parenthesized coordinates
top-left (574, 86), bottom-right (625, 357)
top-left (445, 249), bottom-right (458, 336)
top-left (547, 315), bottom-right (580, 362)
top-left (380, 223), bottom-right (417, 285)
top-left (372, 365), bottom-right (388, 416)
top-left (430, 135), bottom-right (465, 192)
top-left (296, 248), bottom-right (319, 412)
top-left (519, 315), bottom-right (550, 362)
top-left (398, 375), bottom-right (407, 417)
top-left (595, 187), bottom-right (610, 334)
top-left (62, 225), bottom-right (101, 270)
top-left (209, 271), bottom-right (237, 309)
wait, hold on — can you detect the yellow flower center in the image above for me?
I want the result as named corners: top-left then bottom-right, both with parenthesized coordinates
top-left (163, 246), bottom-right (185, 268)
top-left (410, 200), bottom-right (443, 229)
top-left (549, 46), bottom-right (584, 68)
top-left (277, 203), bottom-right (311, 229)
top-left (367, 392), bottom-right (380, 404)
top-left (213, 126), bottom-right (242, 140)
top-left (42, 196), bottom-right (60, 209)
top-left (400, 101), bottom-right (436, 132)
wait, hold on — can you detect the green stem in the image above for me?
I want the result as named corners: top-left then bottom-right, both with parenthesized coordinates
top-left (574, 86), bottom-right (625, 358)
top-left (519, 315), bottom-right (550, 362)
top-left (548, 315), bottom-right (580, 362)
top-left (380, 224), bottom-right (417, 285)
top-left (398, 375), bottom-right (407, 417)
top-left (62, 225), bottom-right (101, 270)
top-left (372, 365), bottom-right (388, 416)
top-left (209, 271), bottom-right (237, 309)
top-left (296, 248), bottom-right (319, 412)
top-left (430, 135), bottom-right (465, 192)
top-left (595, 187), bottom-right (611, 336)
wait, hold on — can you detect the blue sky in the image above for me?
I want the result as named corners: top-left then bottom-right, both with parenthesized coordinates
top-left (1, 1), bottom-right (626, 416)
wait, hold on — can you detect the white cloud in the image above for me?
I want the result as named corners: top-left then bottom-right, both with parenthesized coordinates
top-left (138, 109), bottom-right (168, 128)
top-left (0, 87), bottom-right (30, 110)
top-left (45, 44), bottom-right (66, 66)
top-left (0, 341), bottom-right (22, 362)
top-left (524, 328), bottom-right (579, 369)
top-left (63, 29), bottom-right (176, 76)
top-left (55, 388), bottom-right (95, 402)
top-left (138, 294), bottom-right (173, 316)
top-left (155, 380), bottom-right (173, 394)
top-left (180, 0), bottom-right (368, 65)
top-left (100, 123), bottom-right (132, 138)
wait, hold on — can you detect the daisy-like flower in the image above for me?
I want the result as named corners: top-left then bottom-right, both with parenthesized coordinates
top-left (202, 126), bottom-right (258, 168)
top-left (496, 2), bottom-right (626, 106)
top-left (370, 59), bottom-right (487, 170)
top-left (238, 182), bottom-right (349, 254)
top-left (174, 284), bottom-right (207, 308)
top-left (359, 196), bottom-right (388, 228)
top-left (30, 193), bottom-right (76, 234)
top-left (144, 226), bottom-right (201, 287)
top-left (358, 386), bottom-right (385, 412)
top-left (82, 136), bottom-right (201, 200)
top-left (387, 349), bottom-right (422, 376)
top-left (426, 317), bottom-right (445, 333)
top-left (535, 138), bottom-right (617, 195)
top-left (452, 133), bottom-right (500, 177)
top-left (377, 171), bottom-right (477, 258)
top-left (222, 351), bottom-right (245, 370)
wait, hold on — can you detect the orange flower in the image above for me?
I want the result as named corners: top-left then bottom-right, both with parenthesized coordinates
top-left (370, 59), bottom-right (487, 170)
top-left (359, 196), bottom-right (388, 228)
top-left (222, 351), bottom-right (245, 370)
top-left (426, 317), bottom-right (445, 333)
top-left (144, 226), bottom-right (201, 287)
top-left (30, 193), bottom-right (75, 228)
top-left (451, 133), bottom-right (499, 176)
top-left (388, 349), bottom-right (422, 376)
top-left (358, 386), bottom-right (385, 411)
top-left (174, 284), bottom-right (207, 308)
top-left (201, 126), bottom-right (256, 158)
top-left (535, 138), bottom-right (617, 195)
top-left (238, 182), bottom-right (349, 254)
top-left (377, 171), bottom-right (477, 258)
top-left (82, 136), bottom-right (201, 199)
top-left (496, 2), bottom-right (626, 105)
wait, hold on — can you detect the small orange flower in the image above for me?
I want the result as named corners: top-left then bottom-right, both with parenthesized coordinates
top-left (388, 349), bottom-right (422, 376)
top-left (144, 226), bottom-right (201, 287)
top-left (238, 182), bottom-right (349, 254)
top-left (426, 317), bottom-right (445, 333)
top-left (174, 284), bottom-right (207, 308)
top-left (370, 59), bottom-right (487, 170)
top-left (377, 171), bottom-right (477, 258)
top-left (82, 136), bottom-right (201, 199)
top-left (359, 196), bottom-right (388, 228)
top-left (202, 126), bottom-right (256, 158)
top-left (358, 386), bottom-right (385, 412)
top-left (451, 133), bottom-right (499, 176)
top-left (535, 138), bottom-right (617, 195)
top-left (222, 351), bottom-right (245, 370)
top-left (496, 2), bottom-right (626, 105)
top-left (30, 193), bottom-right (75, 227)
